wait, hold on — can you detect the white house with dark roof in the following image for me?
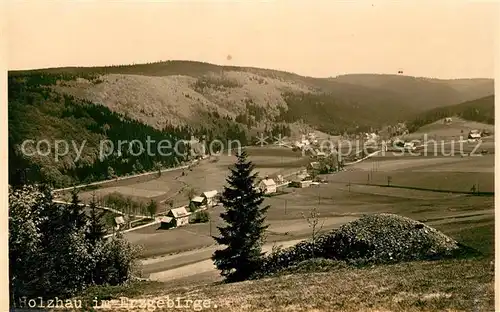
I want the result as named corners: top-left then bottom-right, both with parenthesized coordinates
top-left (167, 206), bottom-right (190, 227)
top-left (259, 178), bottom-right (277, 194)
top-left (201, 190), bottom-right (218, 207)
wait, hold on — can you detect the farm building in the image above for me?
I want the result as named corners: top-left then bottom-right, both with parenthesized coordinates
top-left (300, 180), bottom-right (313, 188)
top-left (404, 142), bottom-right (416, 151)
top-left (444, 117), bottom-right (453, 124)
top-left (468, 130), bottom-right (482, 140)
top-left (315, 151), bottom-right (327, 158)
top-left (159, 216), bottom-right (175, 229)
top-left (294, 141), bottom-right (304, 149)
top-left (114, 216), bottom-right (125, 230)
top-left (259, 178), bottom-right (277, 194)
top-left (308, 133), bottom-right (318, 144)
top-left (307, 161), bottom-right (322, 172)
top-left (296, 171), bottom-right (308, 181)
top-left (189, 196), bottom-right (205, 210)
top-left (167, 207), bottom-right (190, 227)
top-left (201, 190), bottom-right (218, 207)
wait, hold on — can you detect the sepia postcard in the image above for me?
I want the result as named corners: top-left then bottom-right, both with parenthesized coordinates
top-left (3, 1), bottom-right (498, 311)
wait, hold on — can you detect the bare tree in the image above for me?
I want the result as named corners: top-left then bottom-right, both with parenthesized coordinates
top-left (166, 199), bottom-right (174, 210)
top-left (185, 187), bottom-right (197, 202)
top-left (301, 207), bottom-right (325, 258)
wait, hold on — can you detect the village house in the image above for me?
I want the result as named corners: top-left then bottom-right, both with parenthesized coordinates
top-left (404, 142), bottom-right (416, 151)
top-left (468, 130), bottom-right (482, 141)
top-left (166, 206), bottom-right (190, 227)
top-left (259, 178), bottom-right (277, 194)
top-left (299, 179), bottom-right (313, 188)
top-left (307, 161), bottom-right (322, 174)
top-left (315, 150), bottom-right (327, 158)
top-left (189, 196), bottom-right (205, 211)
top-left (294, 141), bottom-right (304, 149)
top-left (296, 169), bottom-right (308, 181)
top-left (201, 190), bottom-right (218, 207)
top-left (159, 216), bottom-right (175, 229)
top-left (114, 216), bottom-right (125, 230)
top-left (308, 133), bottom-right (318, 144)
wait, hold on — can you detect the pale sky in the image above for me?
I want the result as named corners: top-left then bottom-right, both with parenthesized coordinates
top-left (6, 0), bottom-right (499, 79)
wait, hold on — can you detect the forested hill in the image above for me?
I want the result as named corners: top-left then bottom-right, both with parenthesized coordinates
top-left (406, 95), bottom-right (495, 133)
top-left (8, 61), bottom-right (494, 187)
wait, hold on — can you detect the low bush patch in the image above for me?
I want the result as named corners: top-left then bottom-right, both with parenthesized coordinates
top-left (190, 210), bottom-right (210, 223)
top-left (254, 213), bottom-right (480, 278)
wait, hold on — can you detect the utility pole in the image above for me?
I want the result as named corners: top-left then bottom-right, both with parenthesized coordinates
top-left (209, 217), bottom-right (212, 237)
top-left (284, 199), bottom-right (287, 215)
top-left (387, 176), bottom-right (392, 187)
top-left (318, 187), bottom-right (321, 205)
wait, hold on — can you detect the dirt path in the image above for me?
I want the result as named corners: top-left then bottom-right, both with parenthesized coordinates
top-left (147, 239), bottom-right (304, 282)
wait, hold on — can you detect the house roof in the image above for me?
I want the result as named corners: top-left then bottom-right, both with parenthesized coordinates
top-left (469, 133), bottom-right (481, 138)
top-left (202, 190), bottom-right (218, 198)
top-left (169, 207), bottom-right (190, 218)
top-left (260, 178), bottom-right (276, 187)
top-left (309, 162), bottom-right (321, 169)
top-left (191, 196), bottom-right (204, 203)
top-left (160, 216), bottom-right (173, 223)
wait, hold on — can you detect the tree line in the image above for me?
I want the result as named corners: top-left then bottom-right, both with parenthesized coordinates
top-left (9, 185), bottom-right (138, 307)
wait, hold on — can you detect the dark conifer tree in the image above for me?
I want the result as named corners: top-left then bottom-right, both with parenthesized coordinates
top-left (86, 194), bottom-right (106, 247)
top-left (212, 149), bottom-right (269, 282)
top-left (68, 188), bottom-right (88, 231)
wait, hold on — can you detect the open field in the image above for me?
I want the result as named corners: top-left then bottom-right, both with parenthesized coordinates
top-left (78, 146), bottom-right (308, 208)
top-left (332, 154), bottom-right (494, 193)
top-left (116, 194), bottom-right (494, 312)
top-left (123, 148), bottom-right (494, 282)
top-left (401, 117), bottom-right (494, 141)
top-left (132, 187), bottom-right (493, 278)
top-left (74, 135), bottom-right (495, 312)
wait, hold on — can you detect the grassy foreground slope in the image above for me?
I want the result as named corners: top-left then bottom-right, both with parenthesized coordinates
top-left (76, 213), bottom-right (493, 312)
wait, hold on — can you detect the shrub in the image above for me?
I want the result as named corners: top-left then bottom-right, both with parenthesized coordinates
top-left (93, 234), bottom-right (142, 285)
top-left (191, 210), bottom-right (210, 223)
top-left (320, 213), bottom-right (461, 263)
top-left (255, 213), bottom-right (466, 278)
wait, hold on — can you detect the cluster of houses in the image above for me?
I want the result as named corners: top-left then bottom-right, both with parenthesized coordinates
top-left (293, 133), bottom-right (318, 150)
top-left (159, 189), bottom-right (219, 229)
top-left (258, 172), bottom-right (318, 195)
